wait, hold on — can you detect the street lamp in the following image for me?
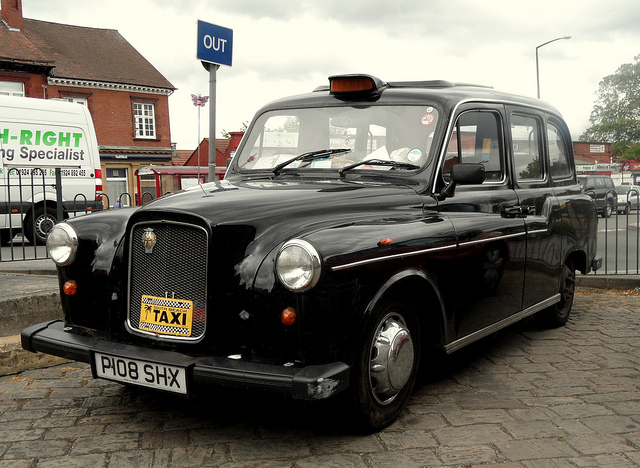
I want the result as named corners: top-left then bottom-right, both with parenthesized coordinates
top-left (535, 36), bottom-right (571, 98)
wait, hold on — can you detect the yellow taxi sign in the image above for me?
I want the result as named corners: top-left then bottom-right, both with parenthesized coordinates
top-left (139, 295), bottom-right (193, 337)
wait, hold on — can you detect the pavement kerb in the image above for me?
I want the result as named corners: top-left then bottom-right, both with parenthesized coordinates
top-left (0, 265), bottom-right (639, 377)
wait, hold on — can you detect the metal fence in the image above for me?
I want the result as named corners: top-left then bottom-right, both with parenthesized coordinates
top-left (595, 209), bottom-right (640, 275)
top-left (0, 167), bottom-right (97, 262)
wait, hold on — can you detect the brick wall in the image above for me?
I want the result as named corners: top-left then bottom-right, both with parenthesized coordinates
top-left (46, 85), bottom-right (172, 148)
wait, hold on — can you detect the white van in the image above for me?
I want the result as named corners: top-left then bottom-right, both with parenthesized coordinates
top-left (0, 96), bottom-right (102, 245)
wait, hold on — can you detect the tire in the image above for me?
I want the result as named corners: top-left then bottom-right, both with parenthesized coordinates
top-left (537, 259), bottom-right (575, 328)
top-left (350, 300), bottom-right (420, 431)
top-left (602, 203), bottom-right (613, 218)
top-left (24, 206), bottom-right (58, 245)
top-left (0, 229), bottom-right (13, 246)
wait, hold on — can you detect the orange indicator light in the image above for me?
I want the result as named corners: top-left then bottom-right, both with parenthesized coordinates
top-left (281, 307), bottom-right (297, 326)
top-left (378, 238), bottom-right (393, 246)
top-left (63, 280), bottom-right (78, 296)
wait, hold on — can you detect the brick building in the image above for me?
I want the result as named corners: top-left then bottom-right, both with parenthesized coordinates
top-left (184, 132), bottom-right (244, 171)
top-left (573, 141), bottom-right (640, 185)
top-left (0, 0), bottom-right (175, 206)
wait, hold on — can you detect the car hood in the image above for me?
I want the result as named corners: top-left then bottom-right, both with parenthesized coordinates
top-left (136, 178), bottom-right (423, 235)
top-left (127, 178), bottom-right (424, 292)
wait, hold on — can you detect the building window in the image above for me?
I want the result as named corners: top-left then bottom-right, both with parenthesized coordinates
top-left (62, 96), bottom-right (88, 106)
top-left (134, 102), bottom-right (156, 139)
top-left (0, 81), bottom-right (24, 96)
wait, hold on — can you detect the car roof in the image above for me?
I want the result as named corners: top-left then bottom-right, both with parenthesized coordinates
top-left (254, 74), bottom-right (563, 118)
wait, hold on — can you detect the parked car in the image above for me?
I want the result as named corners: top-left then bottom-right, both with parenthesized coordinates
top-left (578, 175), bottom-right (616, 218)
top-left (22, 74), bottom-right (601, 430)
top-left (615, 185), bottom-right (640, 214)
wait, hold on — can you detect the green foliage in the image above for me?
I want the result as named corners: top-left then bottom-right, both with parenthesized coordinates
top-left (222, 121), bottom-right (249, 139)
top-left (580, 55), bottom-right (640, 144)
top-left (612, 141), bottom-right (640, 160)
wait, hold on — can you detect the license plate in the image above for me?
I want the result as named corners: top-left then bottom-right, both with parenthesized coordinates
top-left (94, 352), bottom-right (187, 394)
top-left (139, 295), bottom-right (193, 337)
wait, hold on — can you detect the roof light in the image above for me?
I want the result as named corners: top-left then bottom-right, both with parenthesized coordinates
top-left (329, 74), bottom-right (385, 98)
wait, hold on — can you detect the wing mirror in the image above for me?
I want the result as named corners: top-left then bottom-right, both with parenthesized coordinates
top-left (441, 163), bottom-right (485, 198)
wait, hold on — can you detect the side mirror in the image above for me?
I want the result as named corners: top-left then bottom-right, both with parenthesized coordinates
top-left (441, 163), bottom-right (485, 198)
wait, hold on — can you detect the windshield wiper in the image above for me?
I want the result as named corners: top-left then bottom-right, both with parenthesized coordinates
top-left (338, 159), bottom-right (420, 176)
top-left (272, 148), bottom-right (352, 175)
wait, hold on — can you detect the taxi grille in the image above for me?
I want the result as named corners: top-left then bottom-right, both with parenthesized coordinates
top-left (127, 221), bottom-right (208, 342)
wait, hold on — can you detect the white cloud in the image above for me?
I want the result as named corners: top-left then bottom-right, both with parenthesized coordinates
top-left (22, 0), bottom-right (640, 149)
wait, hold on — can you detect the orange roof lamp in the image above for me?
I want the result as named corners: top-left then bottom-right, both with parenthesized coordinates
top-left (328, 74), bottom-right (386, 99)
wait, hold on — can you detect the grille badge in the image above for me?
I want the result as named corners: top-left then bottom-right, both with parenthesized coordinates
top-left (142, 228), bottom-right (157, 254)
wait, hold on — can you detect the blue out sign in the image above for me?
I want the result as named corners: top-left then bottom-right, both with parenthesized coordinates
top-left (197, 20), bottom-right (233, 67)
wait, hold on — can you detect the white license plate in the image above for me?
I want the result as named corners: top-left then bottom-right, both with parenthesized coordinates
top-left (94, 352), bottom-right (187, 394)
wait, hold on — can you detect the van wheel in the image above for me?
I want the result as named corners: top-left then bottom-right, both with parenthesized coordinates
top-left (537, 259), bottom-right (575, 328)
top-left (603, 203), bottom-right (613, 218)
top-left (351, 301), bottom-right (420, 431)
top-left (24, 206), bottom-right (58, 245)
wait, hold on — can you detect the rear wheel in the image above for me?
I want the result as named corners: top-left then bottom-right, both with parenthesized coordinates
top-left (537, 259), bottom-right (575, 328)
top-left (24, 206), bottom-right (58, 245)
top-left (351, 301), bottom-right (420, 431)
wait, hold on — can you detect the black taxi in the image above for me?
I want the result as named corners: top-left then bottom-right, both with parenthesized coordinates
top-left (22, 74), bottom-right (601, 430)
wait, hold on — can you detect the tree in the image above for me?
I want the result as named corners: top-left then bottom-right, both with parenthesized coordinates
top-left (612, 141), bottom-right (640, 161)
top-left (222, 121), bottom-right (249, 139)
top-left (580, 55), bottom-right (640, 145)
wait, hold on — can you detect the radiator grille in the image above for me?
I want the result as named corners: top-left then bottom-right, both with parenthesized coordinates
top-left (127, 221), bottom-right (208, 342)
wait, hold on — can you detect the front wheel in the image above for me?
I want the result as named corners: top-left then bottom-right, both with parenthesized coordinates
top-left (537, 260), bottom-right (575, 328)
top-left (602, 203), bottom-right (613, 218)
top-left (351, 301), bottom-right (420, 431)
top-left (24, 206), bottom-right (58, 245)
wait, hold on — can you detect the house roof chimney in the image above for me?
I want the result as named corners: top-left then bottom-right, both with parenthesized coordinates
top-left (1, 0), bottom-right (24, 31)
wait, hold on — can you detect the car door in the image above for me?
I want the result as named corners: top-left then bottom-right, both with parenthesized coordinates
top-left (436, 105), bottom-right (526, 338)
top-left (507, 108), bottom-right (562, 309)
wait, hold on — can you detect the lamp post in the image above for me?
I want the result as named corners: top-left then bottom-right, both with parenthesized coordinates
top-left (191, 94), bottom-right (209, 183)
top-left (536, 36), bottom-right (571, 98)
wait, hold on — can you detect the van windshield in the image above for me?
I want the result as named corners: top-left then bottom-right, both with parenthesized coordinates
top-left (235, 105), bottom-right (438, 172)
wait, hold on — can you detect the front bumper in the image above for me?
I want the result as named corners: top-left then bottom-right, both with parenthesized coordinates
top-left (21, 320), bottom-right (350, 401)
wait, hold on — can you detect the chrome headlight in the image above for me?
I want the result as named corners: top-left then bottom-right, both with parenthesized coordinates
top-left (276, 239), bottom-right (321, 292)
top-left (46, 223), bottom-right (78, 266)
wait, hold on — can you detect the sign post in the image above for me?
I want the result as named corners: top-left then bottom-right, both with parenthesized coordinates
top-left (196, 20), bottom-right (233, 181)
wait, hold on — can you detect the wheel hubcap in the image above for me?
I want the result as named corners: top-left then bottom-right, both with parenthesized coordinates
top-left (35, 215), bottom-right (56, 239)
top-left (368, 312), bottom-right (414, 405)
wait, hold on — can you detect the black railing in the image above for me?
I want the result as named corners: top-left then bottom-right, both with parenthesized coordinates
top-left (1, 167), bottom-right (99, 262)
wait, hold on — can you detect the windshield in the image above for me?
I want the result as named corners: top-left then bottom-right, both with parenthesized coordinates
top-left (235, 105), bottom-right (439, 172)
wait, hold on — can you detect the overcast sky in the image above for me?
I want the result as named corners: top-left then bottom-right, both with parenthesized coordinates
top-left (23, 0), bottom-right (640, 150)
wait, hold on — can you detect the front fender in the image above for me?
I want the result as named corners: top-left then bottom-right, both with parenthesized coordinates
top-left (56, 208), bottom-right (137, 330)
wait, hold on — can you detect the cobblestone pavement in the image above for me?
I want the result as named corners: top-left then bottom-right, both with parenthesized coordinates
top-left (2, 289), bottom-right (640, 467)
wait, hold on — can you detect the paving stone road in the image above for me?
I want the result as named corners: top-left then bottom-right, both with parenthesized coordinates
top-left (1, 289), bottom-right (640, 467)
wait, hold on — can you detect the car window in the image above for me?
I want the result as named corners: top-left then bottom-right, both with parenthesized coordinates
top-left (236, 106), bottom-right (438, 171)
top-left (442, 110), bottom-right (503, 183)
top-left (548, 122), bottom-right (571, 179)
top-left (511, 114), bottom-right (543, 181)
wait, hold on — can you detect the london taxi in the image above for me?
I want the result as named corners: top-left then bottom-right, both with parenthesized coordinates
top-left (22, 74), bottom-right (601, 430)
